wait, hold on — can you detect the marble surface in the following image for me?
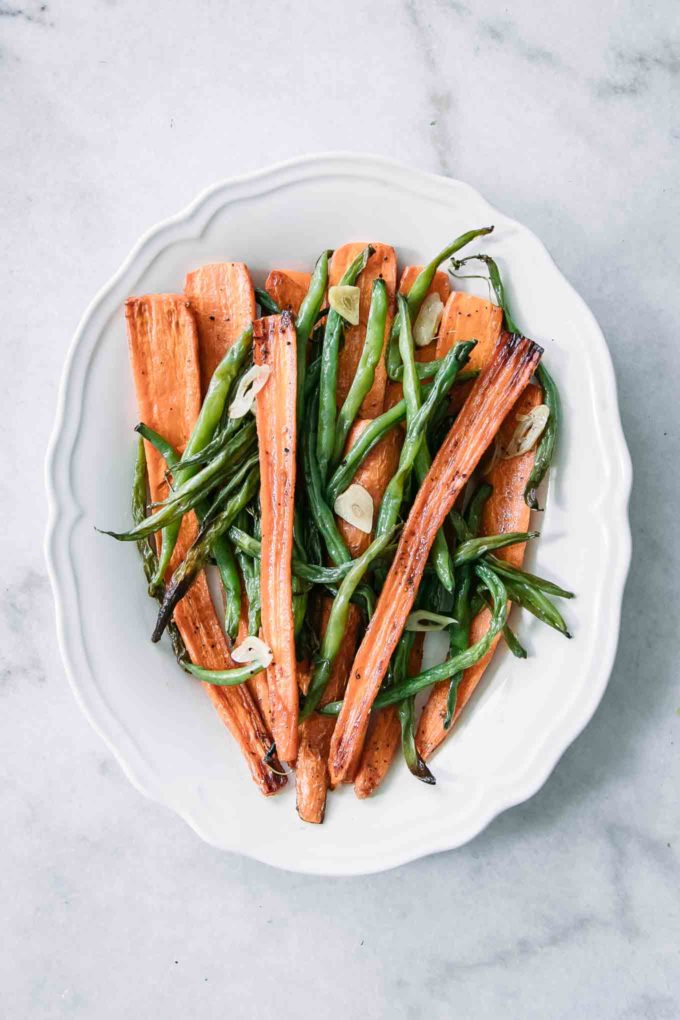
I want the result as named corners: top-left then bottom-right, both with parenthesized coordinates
top-left (2, 0), bottom-right (678, 1016)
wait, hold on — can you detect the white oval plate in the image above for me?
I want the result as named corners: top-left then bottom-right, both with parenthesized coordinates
top-left (45, 154), bottom-right (632, 875)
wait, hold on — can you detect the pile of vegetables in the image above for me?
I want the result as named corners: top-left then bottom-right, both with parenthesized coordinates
top-left (101, 228), bottom-right (573, 822)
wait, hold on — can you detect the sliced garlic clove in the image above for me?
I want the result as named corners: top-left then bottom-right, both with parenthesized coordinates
top-left (405, 610), bottom-right (457, 632)
top-left (231, 635), bottom-right (273, 668)
top-left (333, 483), bottom-right (374, 534)
top-left (501, 404), bottom-right (550, 459)
top-left (229, 364), bottom-right (271, 419)
top-left (328, 285), bottom-right (361, 325)
top-left (413, 293), bottom-right (444, 348)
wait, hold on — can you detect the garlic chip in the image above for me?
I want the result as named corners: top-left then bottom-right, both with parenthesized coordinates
top-left (229, 364), bottom-right (271, 419)
top-left (405, 610), bottom-right (457, 632)
top-left (333, 483), bottom-right (373, 534)
top-left (413, 293), bottom-right (444, 348)
top-left (328, 285), bottom-right (361, 325)
top-left (231, 635), bottom-right (273, 669)
top-left (501, 404), bottom-right (550, 459)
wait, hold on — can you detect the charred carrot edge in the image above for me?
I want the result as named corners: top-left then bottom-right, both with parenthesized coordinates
top-left (184, 263), bottom-right (256, 395)
top-left (328, 333), bottom-right (543, 785)
top-left (416, 382), bottom-right (543, 759)
top-left (383, 266), bottom-right (452, 413)
top-left (126, 295), bottom-right (285, 796)
top-left (296, 603), bottom-right (361, 823)
top-left (329, 243), bottom-right (397, 417)
top-left (354, 635), bottom-right (424, 799)
top-left (254, 311), bottom-right (299, 762)
top-left (436, 290), bottom-right (503, 373)
top-left (265, 270), bottom-right (312, 315)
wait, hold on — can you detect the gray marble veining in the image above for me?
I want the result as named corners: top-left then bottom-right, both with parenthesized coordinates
top-left (1, 0), bottom-right (678, 1017)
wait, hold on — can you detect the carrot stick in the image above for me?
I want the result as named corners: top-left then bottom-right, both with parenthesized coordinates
top-left (383, 266), bottom-right (451, 413)
top-left (328, 332), bottom-right (543, 785)
top-left (295, 602), bottom-right (361, 823)
top-left (265, 270), bottom-right (312, 315)
top-left (436, 290), bottom-right (503, 370)
top-left (416, 382), bottom-right (543, 758)
top-left (126, 295), bottom-right (285, 795)
top-left (329, 243), bottom-right (397, 416)
top-left (184, 263), bottom-right (256, 394)
top-left (354, 635), bottom-right (423, 799)
top-left (254, 311), bottom-right (298, 762)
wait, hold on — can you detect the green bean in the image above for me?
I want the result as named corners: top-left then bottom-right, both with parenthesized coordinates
top-left (396, 293), bottom-right (454, 592)
top-left (326, 399), bottom-right (407, 506)
top-left (101, 422), bottom-right (256, 543)
top-left (525, 363), bottom-right (559, 509)
top-left (450, 253), bottom-right (559, 511)
top-left (386, 226), bottom-right (494, 379)
top-left (296, 250), bottom-right (331, 429)
top-left (254, 288), bottom-right (281, 315)
top-left (321, 563), bottom-right (507, 715)
top-left (500, 574), bottom-right (572, 638)
top-left (443, 482), bottom-right (489, 726)
top-left (183, 661), bottom-right (264, 686)
top-left (453, 530), bottom-right (538, 565)
top-left (131, 438), bottom-right (188, 665)
top-left (375, 340), bottom-right (475, 539)
top-left (304, 355), bottom-right (322, 401)
top-left (137, 422), bottom-right (245, 637)
top-left (391, 361), bottom-right (481, 384)
top-left (331, 278), bottom-right (388, 467)
top-left (233, 513), bottom-right (261, 637)
top-left (303, 390), bottom-right (351, 567)
top-left (394, 605), bottom-right (436, 784)
top-left (227, 525), bottom-right (352, 584)
top-left (152, 325), bottom-right (253, 585)
top-left (502, 621), bottom-right (527, 659)
top-left (152, 465), bottom-right (259, 642)
top-left (316, 245), bottom-right (373, 482)
top-left (486, 557), bottom-right (574, 599)
top-left (300, 528), bottom-right (396, 720)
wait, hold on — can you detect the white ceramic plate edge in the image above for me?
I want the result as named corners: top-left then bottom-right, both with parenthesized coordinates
top-left (45, 153), bottom-right (632, 875)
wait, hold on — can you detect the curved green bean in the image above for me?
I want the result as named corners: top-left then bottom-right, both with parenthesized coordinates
top-left (375, 340), bottom-right (475, 539)
top-left (131, 438), bottom-right (188, 665)
top-left (300, 528), bottom-right (396, 720)
top-left (184, 661), bottom-right (264, 686)
top-left (525, 363), bottom-right (559, 509)
top-left (321, 563), bottom-right (508, 715)
top-left (386, 226), bottom-right (494, 379)
top-left (316, 245), bottom-right (373, 482)
top-left (331, 278), bottom-right (388, 467)
top-left (500, 574), bottom-right (572, 638)
top-left (453, 530), bottom-right (538, 565)
top-left (254, 288), bottom-right (281, 315)
top-left (303, 391), bottom-right (351, 567)
top-left (152, 464), bottom-right (259, 642)
top-left (296, 250), bottom-right (331, 428)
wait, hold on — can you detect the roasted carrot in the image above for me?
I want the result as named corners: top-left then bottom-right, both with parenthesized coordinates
top-left (126, 295), bottom-right (284, 795)
top-left (254, 311), bottom-right (298, 762)
top-left (328, 333), bottom-right (543, 785)
top-left (329, 243), bottom-right (397, 416)
top-left (354, 635), bottom-right (423, 799)
top-left (436, 290), bottom-right (503, 371)
top-left (416, 382), bottom-right (543, 759)
top-left (335, 419), bottom-right (402, 558)
top-left (184, 263), bottom-right (256, 395)
top-left (383, 266), bottom-right (451, 413)
top-left (295, 602), bottom-right (361, 823)
top-left (265, 270), bottom-right (312, 315)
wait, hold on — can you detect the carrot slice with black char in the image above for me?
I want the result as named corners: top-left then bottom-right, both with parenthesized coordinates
top-left (416, 381), bottom-right (543, 759)
top-left (328, 332), bottom-right (543, 785)
top-left (126, 295), bottom-right (285, 795)
top-left (254, 311), bottom-right (299, 763)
